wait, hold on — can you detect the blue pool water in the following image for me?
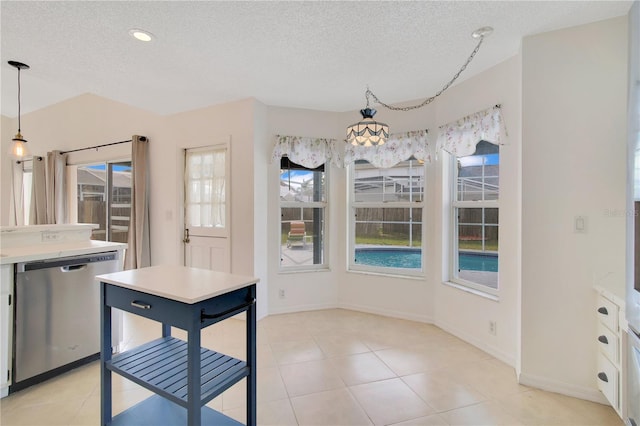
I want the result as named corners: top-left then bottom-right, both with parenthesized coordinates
top-left (354, 248), bottom-right (498, 271)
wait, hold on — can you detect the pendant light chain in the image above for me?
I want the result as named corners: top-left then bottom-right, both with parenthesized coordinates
top-left (366, 36), bottom-right (485, 112)
top-left (17, 66), bottom-right (22, 133)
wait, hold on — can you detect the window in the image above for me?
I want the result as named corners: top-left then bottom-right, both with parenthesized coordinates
top-left (76, 161), bottom-right (132, 243)
top-left (184, 146), bottom-right (227, 235)
top-left (349, 158), bottom-right (425, 275)
top-left (279, 157), bottom-right (327, 270)
top-left (451, 140), bottom-right (499, 292)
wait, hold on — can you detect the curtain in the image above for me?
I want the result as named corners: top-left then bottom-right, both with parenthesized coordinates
top-left (343, 129), bottom-right (430, 168)
top-left (437, 105), bottom-right (506, 157)
top-left (124, 135), bottom-right (151, 270)
top-left (9, 161), bottom-right (24, 226)
top-left (271, 135), bottom-right (341, 168)
top-left (185, 148), bottom-right (226, 228)
top-left (45, 150), bottom-right (67, 224)
top-left (29, 157), bottom-right (46, 225)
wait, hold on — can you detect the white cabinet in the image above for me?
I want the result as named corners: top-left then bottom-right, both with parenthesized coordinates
top-left (0, 265), bottom-right (13, 398)
top-left (595, 289), bottom-right (626, 418)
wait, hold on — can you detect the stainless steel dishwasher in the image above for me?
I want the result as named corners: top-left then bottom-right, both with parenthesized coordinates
top-left (13, 251), bottom-right (119, 390)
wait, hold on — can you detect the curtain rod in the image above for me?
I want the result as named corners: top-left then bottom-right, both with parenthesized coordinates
top-left (16, 156), bottom-right (43, 164)
top-left (14, 136), bottom-right (147, 164)
top-left (60, 138), bottom-right (132, 154)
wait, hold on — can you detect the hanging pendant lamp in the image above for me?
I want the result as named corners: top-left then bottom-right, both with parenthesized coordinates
top-left (347, 26), bottom-right (493, 147)
top-left (8, 60), bottom-right (31, 159)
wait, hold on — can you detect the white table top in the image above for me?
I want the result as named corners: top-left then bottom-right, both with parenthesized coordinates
top-left (0, 240), bottom-right (126, 265)
top-left (96, 265), bottom-right (259, 304)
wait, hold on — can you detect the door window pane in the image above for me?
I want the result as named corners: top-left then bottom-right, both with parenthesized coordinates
top-left (185, 148), bottom-right (226, 228)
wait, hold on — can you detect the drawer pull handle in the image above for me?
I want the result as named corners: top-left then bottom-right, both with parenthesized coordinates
top-left (597, 335), bottom-right (609, 344)
top-left (597, 307), bottom-right (608, 315)
top-left (201, 298), bottom-right (256, 322)
top-left (628, 418), bottom-right (637, 426)
top-left (131, 301), bottom-right (151, 310)
top-left (597, 372), bottom-right (608, 382)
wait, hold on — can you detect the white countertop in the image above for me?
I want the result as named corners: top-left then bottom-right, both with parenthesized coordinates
top-left (594, 284), bottom-right (626, 308)
top-left (96, 265), bottom-right (259, 304)
top-left (0, 224), bottom-right (97, 234)
top-left (0, 240), bottom-right (126, 265)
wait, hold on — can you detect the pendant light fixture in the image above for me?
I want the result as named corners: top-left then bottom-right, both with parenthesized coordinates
top-left (346, 91), bottom-right (389, 147)
top-left (8, 60), bottom-right (31, 159)
top-left (346, 26), bottom-right (493, 147)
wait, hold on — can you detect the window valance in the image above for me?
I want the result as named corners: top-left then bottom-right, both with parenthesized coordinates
top-left (437, 105), bottom-right (506, 157)
top-left (343, 129), bottom-right (430, 169)
top-left (271, 135), bottom-right (341, 168)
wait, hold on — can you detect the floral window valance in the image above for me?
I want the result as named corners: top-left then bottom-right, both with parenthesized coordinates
top-left (271, 135), bottom-right (341, 168)
top-left (343, 130), bottom-right (430, 169)
top-left (437, 105), bottom-right (507, 157)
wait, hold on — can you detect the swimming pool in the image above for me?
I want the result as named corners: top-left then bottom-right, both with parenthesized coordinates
top-left (354, 248), bottom-right (498, 271)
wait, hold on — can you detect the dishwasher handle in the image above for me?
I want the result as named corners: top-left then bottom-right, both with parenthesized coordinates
top-left (61, 264), bottom-right (87, 272)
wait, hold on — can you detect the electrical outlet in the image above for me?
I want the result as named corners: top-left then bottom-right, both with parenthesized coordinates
top-left (489, 321), bottom-right (497, 335)
top-left (279, 289), bottom-right (285, 299)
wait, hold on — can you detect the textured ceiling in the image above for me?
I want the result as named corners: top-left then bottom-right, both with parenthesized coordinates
top-left (0, 1), bottom-right (632, 117)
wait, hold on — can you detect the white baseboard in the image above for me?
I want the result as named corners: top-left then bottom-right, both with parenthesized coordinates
top-left (434, 318), bottom-right (516, 367)
top-left (268, 302), bottom-right (337, 316)
top-left (518, 372), bottom-right (609, 405)
top-left (338, 302), bottom-right (433, 324)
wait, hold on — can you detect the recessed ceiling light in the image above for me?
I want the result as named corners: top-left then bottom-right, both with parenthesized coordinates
top-left (129, 28), bottom-right (154, 42)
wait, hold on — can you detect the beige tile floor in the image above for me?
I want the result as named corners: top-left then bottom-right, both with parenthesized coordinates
top-left (0, 309), bottom-right (623, 425)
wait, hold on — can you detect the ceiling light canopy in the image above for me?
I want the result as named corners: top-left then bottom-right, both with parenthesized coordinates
top-left (129, 28), bottom-right (154, 42)
top-left (8, 60), bottom-right (30, 160)
top-left (347, 26), bottom-right (493, 147)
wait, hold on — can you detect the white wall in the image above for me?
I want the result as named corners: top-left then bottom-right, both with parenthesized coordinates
top-left (266, 106), bottom-right (343, 314)
top-left (433, 55), bottom-right (522, 367)
top-left (521, 17), bottom-right (627, 401)
top-left (1, 115), bottom-right (16, 225)
top-left (253, 100), bottom-right (270, 319)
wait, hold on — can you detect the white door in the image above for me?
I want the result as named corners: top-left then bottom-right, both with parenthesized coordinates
top-left (183, 143), bottom-right (231, 272)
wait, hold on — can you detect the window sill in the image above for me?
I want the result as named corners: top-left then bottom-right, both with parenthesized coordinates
top-left (348, 268), bottom-right (425, 281)
top-left (278, 267), bottom-right (331, 275)
top-left (442, 280), bottom-right (499, 302)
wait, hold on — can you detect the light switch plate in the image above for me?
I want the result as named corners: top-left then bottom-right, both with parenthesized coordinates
top-left (574, 215), bottom-right (588, 233)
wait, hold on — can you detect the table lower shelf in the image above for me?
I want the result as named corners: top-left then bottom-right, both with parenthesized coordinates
top-left (111, 394), bottom-right (243, 426)
top-left (106, 336), bottom-right (247, 407)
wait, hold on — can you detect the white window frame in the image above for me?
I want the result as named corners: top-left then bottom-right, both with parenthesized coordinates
top-left (348, 159), bottom-right (426, 277)
top-left (448, 146), bottom-right (500, 296)
top-left (279, 158), bottom-right (329, 272)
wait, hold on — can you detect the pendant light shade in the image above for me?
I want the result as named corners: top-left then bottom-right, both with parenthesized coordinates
top-left (346, 108), bottom-right (389, 147)
top-left (8, 60), bottom-right (30, 160)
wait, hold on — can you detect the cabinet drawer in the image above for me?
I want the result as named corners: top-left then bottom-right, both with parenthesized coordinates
top-left (103, 284), bottom-right (193, 330)
top-left (596, 296), bottom-right (619, 332)
top-left (596, 353), bottom-right (619, 410)
top-left (597, 321), bottom-right (619, 365)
